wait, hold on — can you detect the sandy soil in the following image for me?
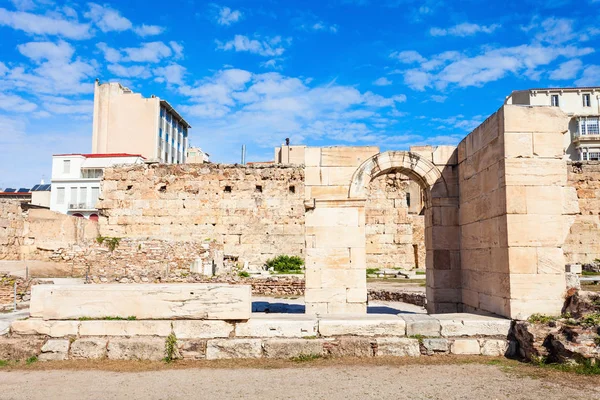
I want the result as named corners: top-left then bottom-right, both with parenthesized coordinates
top-left (0, 358), bottom-right (598, 400)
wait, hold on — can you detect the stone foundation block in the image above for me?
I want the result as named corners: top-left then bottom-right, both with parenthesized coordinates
top-left (178, 339), bottom-right (207, 360)
top-left (39, 339), bottom-right (69, 361)
top-left (263, 339), bottom-right (325, 359)
top-left (438, 317), bottom-right (511, 337)
top-left (422, 338), bottom-right (449, 355)
top-left (402, 315), bottom-right (441, 337)
top-left (318, 317), bottom-right (406, 337)
top-left (31, 284), bottom-right (251, 320)
top-left (324, 337), bottom-right (374, 357)
top-left (79, 321), bottom-right (172, 337)
top-left (173, 321), bottom-right (234, 339)
top-left (70, 338), bottom-right (108, 359)
top-left (479, 339), bottom-right (508, 356)
top-left (206, 339), bottom-right (262, 360)
top-left (235, 317), bottom-right (317, 338)
top-left (107, 338), bottom-right (165, 361)
top-left (450, 339), bottom-right (480, 355)
top-left (376, 338), bottom-right (420, 357)
top-left (11, 319), bottom-right (79, 337)
top-left (0, 338), bottom-right (45, 360)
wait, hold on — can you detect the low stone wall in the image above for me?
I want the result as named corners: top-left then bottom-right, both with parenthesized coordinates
top-left (0, 274), bottom-right (33, 310)
top-left (3, 313), bottom-right (512, 361)
top-left (368, 289), bottom-right (426, 307)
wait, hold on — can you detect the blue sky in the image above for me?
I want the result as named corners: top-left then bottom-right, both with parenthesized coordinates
top-left (0, 0), bottom-right (599, 188)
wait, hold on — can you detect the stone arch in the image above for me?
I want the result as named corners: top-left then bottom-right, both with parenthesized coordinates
top-left (348, 151), bottom-right (449, 206)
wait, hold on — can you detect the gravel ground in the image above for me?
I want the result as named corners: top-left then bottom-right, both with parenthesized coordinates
top-left (1, 362), bottom-right (598, 400)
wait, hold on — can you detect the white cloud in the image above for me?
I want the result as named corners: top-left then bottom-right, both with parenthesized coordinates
top-left (0, 92), bottom-right (37, 112)
top-left (216, 35), bottom-right (290, 57)
top-left (430, 22), bottom-right (500, 37)
top-left (9, 0), bottom-right (36, 11)
top-left (373, 77), bottom-right (392, 86)
top-left (96, 42), bottom-right (121, 63)
top-left (0, 7), bottom-right (92, 39)
top-left (430, 95), bottom-right (447, 103)
top-left (17, 40), bottom-right (74, 62)
top-left (299, 21), bottom-right (338, 33)
top-left (107, 64), bottom-right (151, 79)
top-left (549, 59), bottom-right (583, 80)
top-left (535, 17), bottom-right (575, 44)
top-left (217, 6), bottom-right (242, 25)
top-left (84, 3), bottom-right (132, 33)
top-left (169, 41), bottom-right (184, 58)
top-left (389, 50), bottom-right (426, 64)
top-left (154, 64), bottom-right (186, 85)
top-left (123, 42), bottom-right (172, 62)
top-left (575, 65), bottom-right (600, 86)
top-left (39, 96), bottom-right (94, 115)
top-left (134, 24), bottom-right (165, 37)
top-left (0, 62), bottom-right (7, 76)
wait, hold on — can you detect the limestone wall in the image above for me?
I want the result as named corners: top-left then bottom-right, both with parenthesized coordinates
top-left (0, 200), bottom-right (25, 260)
top-left (97, 163), bottom-right (305, 266)
top-left (564, 161), bottom-right (600, 264)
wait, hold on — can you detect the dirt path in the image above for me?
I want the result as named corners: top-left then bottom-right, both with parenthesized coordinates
top-left (1, 359), bottom-right (598, 400)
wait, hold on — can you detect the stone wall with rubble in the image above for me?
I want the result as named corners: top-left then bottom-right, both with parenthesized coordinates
top-left (97, 163), bottom-right (305, 267)
top-left (365, 173), bottom-right (425, 270)
top-left (0, 200), bottom-right (98, 261)
top-left (564, 161), bottom-right (600, 264)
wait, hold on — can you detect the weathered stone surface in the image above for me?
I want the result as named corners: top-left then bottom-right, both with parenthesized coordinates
top-left (235, 317), bottom-right (317, 338)
top-left (324, 337), bottom-right (374, 357)
top-left (70, 338), bottom-right (108, 359)
top-left (263, 339), bottom-right (324, 359)
top-left (107, 338), bottom-right (165, 361)
top-left (375, 338), bottom-right (420, 357)
top-left (11, 319), bottom-right (79, 337)
top-left (178, 339), bottom-right (207, 360)
top-left (513, 321), bottom-right (558, 360)
top-left (402, 315), bottom-right (440, 337)
top-left (437, 316), bottom-right (511, 337)
top-left (450, 339), bottom-right (480, 355)
top-left (39, 339), bottom-right (69, 361)
top-left (79, 321), bottom-right (172, 337)
top-left (0, 338), bottom-right (44, 360)
top-left (479, 339), bottom-right (508, 356)
top-left (422, 338), bottom-right (449, 355)
top-left (318, 317), bottom-right (406, 337)
top-left (206, 339), bottom-right (263, 360)
top-left (31, 284), bottom-right (252, 320)
top-left (173, 320), bottom-right (234, 339)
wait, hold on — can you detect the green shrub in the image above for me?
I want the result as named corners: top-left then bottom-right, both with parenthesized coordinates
top-left (266, 255), bottom-right (304, 273)
top-left (26, 356), bottom-right (37, 365)
top-left (527, 314), bottom-right (558, 324)
top-left (238, 271), bottom-right (250, 278)
top-left (164, 333), bottom-right (178, 363)
top-left (291, 353), bottom-right (322, 362)
top-left (366, 268), bottom-right (380, 275)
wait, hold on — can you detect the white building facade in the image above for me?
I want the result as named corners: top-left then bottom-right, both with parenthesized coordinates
top-left (506, 87), bottom-right (600, 160)
top-left (50, 153), bottom-right (144, 219)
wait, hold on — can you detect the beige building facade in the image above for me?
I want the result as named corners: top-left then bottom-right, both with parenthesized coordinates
top-left (92, 81), bottom-right (191, 164)
top-left (506, 87), bottom-right (600, 161)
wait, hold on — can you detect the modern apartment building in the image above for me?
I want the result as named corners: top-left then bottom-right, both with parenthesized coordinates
top-left (505, 87), bottom-right (600, 160)
top-left (50, 153), bottom-right (144, 219)
top-left (92, 80), bottom-right (191, 164)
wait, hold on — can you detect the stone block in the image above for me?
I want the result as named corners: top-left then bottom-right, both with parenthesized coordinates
top-left (173, 320), bottom-right (233, 339)
top-left (320, 147), bottom-right (379, 167)
top-left (376, 338), bottom-right (420, 357)
top-left (532, 132), bottom-right (564, 158)
top-left (206, 339), bottom-right (263, 360)
top-left (70, 338), bottom-right (108, 359)
top-left (479, 339), bottom-right (508, 356)
top-left (305, 147), bottom-right (322, 167)
top-left (305, 208), bottom-right (359, 227)
top-left (263, 339), bottom-right (325, 359)
top-left (422, 338), bottom-right (449, 355)
top-left (11, 319), bottom-right (79, 337)
top-left (324, 337), bottom-right (374, 357)
top-left (450, 339), bottom-right (480, 355)
top-left (235, 317), bottom-right (317, 338)
top-left (438, 317), bottom-right (511, 337)
top-left (39, 339), bottom-right (69, 361)
top-left (178, 339), bottom-right (207, 360)
top-left (31, 284), bottom-right (252, 320)
top-left (107, 338), bottom-right (165, 361)
top-left (0, 338), bottom-right (44, 360)
top-left (504, 132), bottom-right (533, 158)
top-left (565, 264), bottom-right (582, 274)
top-left (318, 317), bottom-right (405, 337)
top-left (79, 321), bottom-right (172, 337)
top-left (432, 146), bottom-right (458, 166)
top-left (402, 315), bottom-right (441, 337)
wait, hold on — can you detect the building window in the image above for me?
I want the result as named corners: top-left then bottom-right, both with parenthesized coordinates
top-left (551, 94), bottom-right (559, 107)
top-left (589, 152), bottom-right (600, 161)
top-left (70, 187), bottom-right (77, 206)
top-left (56, 187), bottom-right (65, 204)
top-left (80, 187), bottom-right (87, 205)
top-left (91, 187), bottom-right (100, 206)
top-left (583, 94), bottom-right (591, 107)
top-left (579, 117), bottom-right (600, 136)
top-left (406, 192), bottom-right (411, 208)
top-left (63, 160), bottom-right (71, 174)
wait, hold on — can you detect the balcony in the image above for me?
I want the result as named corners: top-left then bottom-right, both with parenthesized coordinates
top-left (574, 116), bottom-right (600, 143)
top-left (68, 203), bottom-right (97, 211)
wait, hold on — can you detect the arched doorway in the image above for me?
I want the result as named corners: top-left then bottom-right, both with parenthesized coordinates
top-left (304, 150), bottom-right (460, 315)
top-left (72, 213), bottom-right (84, 218)
top-left (89, 214), bottom-right (99, 222)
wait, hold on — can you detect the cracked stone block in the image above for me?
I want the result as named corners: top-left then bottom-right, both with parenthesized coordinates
top-left (107, 338), bottom-right (165, 361)
top-left (263, 339), bottom-right (325, 359)
top-left (206, 339), bottom-right (262, 360)
top-left (70, 338), bottom-right (108, 359)
top-left (376, 338), bottom-right (420, 357)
